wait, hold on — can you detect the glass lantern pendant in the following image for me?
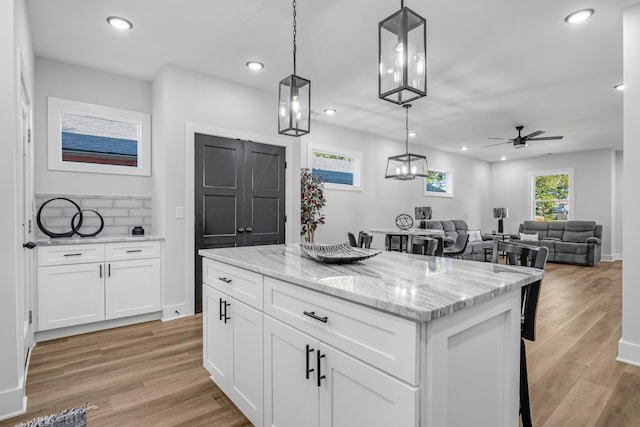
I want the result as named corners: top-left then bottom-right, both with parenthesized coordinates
top-left (278, 0), bottom-right (311, 136)
top-left (385, 104), bottom-right (429, 180)
top-left (378, 0), bottom-right (427, 105)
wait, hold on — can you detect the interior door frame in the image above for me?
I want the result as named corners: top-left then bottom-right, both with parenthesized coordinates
top-left (184, 123), bottom-right (294, 315)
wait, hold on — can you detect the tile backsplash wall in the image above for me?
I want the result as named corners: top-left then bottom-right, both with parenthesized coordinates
top-left (35, 193), bottom-right (152, 238)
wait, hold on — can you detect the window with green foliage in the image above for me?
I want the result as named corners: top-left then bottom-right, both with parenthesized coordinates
top-left (531, 170), bottom-right (572, 221)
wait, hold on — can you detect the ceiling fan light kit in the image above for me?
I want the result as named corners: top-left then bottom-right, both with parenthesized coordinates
top-left (378, 0), bottom-right (427, 105)
top-left (278, 0), bottom-right (311, 137)
top-left (485, 125), bottom-right (564, 149)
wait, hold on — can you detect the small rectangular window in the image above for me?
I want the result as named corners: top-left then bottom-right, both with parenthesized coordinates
top-left (530, 170), bottom-right (572, 221)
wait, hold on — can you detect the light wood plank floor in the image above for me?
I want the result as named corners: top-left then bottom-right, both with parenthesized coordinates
top-left (2, 260), bottom-right (637, 426)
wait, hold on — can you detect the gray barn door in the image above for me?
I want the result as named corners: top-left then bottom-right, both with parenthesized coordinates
top-left (194, 134), bottom-right (285, 312)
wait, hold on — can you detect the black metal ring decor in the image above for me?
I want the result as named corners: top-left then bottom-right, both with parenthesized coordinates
top-left (395, 213), bottom-right (414, 230)
top-left (36, 197), bottom-right (104, 238)
top-left (71, 210), bottom-right (104, 238)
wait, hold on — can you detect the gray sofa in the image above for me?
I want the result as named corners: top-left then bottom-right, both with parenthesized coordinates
top-left (513, 220), bottom-right (602, 266)
top-left (426, 220), bottom-right (493, 261)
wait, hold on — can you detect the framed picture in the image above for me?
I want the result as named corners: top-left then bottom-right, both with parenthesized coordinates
top-left (425, 168), bottom-right (454, 197)
top-left (47, 97), bottom-right (151, 176)
top-left (307, 144), bottom-right (363, 191)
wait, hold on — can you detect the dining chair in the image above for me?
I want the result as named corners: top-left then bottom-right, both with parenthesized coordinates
top-left (347, 232), bottom-right (358, 247)
top-left (492, 240), bottom-right (548, 427)
top-left (411, 236), bottom-right (437, 256)
top-left (442, 232), bottom-right (469, 258)
top-left (357, 231), bottom-right (373, 249)
top-left (385, 233), bottom-right (409, 252)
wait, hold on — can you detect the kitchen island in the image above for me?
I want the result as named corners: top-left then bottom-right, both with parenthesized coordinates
top-left (199, 244), bottom-right (543, 427)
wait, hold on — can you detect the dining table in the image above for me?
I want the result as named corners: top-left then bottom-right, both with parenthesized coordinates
top-left (368, 228), bottom-right (447, 256)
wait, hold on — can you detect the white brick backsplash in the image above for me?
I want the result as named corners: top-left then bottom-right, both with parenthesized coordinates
top-left (114, 199), bottom-right (144, 208)
top-left (81, 198), bottom-right (114, 208)
top-left (98, 208), bottom-right (129, 217)
top-left (35, 194), bottom-right (152, 238)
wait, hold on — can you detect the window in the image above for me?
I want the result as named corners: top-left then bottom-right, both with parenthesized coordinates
top-left (424, 169), bottom-right (454, 198)
top-left (530, 169), bottom-right (573, 221)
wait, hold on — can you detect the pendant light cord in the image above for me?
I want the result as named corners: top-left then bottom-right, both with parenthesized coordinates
top-left (292, 0), bottom-right (297, 75)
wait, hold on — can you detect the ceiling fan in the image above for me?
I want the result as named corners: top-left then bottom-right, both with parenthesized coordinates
top-left (485, 125), bottom-right (564, 149)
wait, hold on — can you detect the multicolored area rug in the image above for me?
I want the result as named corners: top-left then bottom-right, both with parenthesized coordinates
top-left (14, 405), bottom-right (97, 427)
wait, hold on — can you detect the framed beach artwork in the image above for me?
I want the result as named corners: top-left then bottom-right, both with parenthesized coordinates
top-left (47, 97), bottom-right (151, 176)
top-left (425, 168), bottom-right (454, 197)
top-left (307, 144), bottom-right (363, 191)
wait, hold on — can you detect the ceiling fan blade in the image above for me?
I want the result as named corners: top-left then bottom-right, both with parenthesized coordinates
top-left (488, 138), bottom-right (512, 141)
top-left (483, 141), bottom-right (511, 148)
top-left (523, 130), bottom-right (545, 139)
top-left (527, 136), bottom-right (564, 141)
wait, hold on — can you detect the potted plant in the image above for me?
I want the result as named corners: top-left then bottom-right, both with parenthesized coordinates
top-left (300, 168), bottom-right (326, 243)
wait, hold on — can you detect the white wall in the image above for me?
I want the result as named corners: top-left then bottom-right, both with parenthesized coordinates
top-left (152, 65), bottom-right (296, 317)
top-left (33, 57), bottom-right (152, 196)
top-left (619, 2), bottom-right (640, 367)
top-left (614, 151), bottom-right (623, 259)
top-left (489, 149), bottom-right (616, 258)
top-left (0, 0), bottom-right (33, 419)
top-left (301, 122), bottom-right (491, 245)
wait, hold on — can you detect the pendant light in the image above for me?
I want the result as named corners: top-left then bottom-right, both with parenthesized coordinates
top-left (378, 0), bottom-right (427, 105)
top-left (278, 0), bottom-right (311, 136)
top-left (385, 104), bottom-right (428, 180)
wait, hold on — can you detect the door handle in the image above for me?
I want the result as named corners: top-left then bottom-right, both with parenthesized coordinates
top-left (99, 264), bottom-right (102, 278)
top-left (22, 241), bottom-right (36, 249)
top-left (317, 350), bottom-right (326, 387)
top-left (305, 344), bottom-right (315, 380)
top-left (224, 301), bottom-right (231, 324)
top-left (237, 227), bottom-right (245, 233)
top-left (245, 227), bottom-right (253, 233)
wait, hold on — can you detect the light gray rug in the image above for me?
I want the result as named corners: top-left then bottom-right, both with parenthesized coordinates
top-left (15, 405), bottom-right (97, 427)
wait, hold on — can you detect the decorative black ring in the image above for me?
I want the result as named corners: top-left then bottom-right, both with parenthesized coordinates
top-left (395, 213), bottom-right (414, 230)
top-left (71, 210), bottom-right (104, 238)
top-left (37, 197), bottom-right (83, 238)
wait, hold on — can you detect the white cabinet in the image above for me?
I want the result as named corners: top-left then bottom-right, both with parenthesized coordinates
top-left (37, 241), bottom-right (162, 332)
top-left (37, 262), bottom-right (105, 330)
top-left (264, 316), bottom-right (418, 427)
top-left (204, 285), bottom-right (263, 427)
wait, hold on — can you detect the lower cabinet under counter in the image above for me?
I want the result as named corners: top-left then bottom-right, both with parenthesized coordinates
top-left (36, 240), bottom-right (162, 340)
top-left (202, 255), bottom-right (523, 427)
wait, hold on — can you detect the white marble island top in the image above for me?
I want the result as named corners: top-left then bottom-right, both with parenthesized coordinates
top-left (199, 244), bottom-right (543, 322)
top-left (35, 234), bottom-right (164, 246)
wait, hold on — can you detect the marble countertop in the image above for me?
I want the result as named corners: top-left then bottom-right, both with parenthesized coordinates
top-left (199, 244), bottom-right (543, 322)
top-left (35, 235), bottom-right (164, 246)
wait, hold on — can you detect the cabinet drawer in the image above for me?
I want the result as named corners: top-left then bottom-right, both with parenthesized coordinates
top-left (38, 244), bottom-right (105, 266)
top-left (264, 277), bottom-right (419, 385)
top-left (105, 241), bottom-right (161, 261)
top-left (203, 259), bottom-right (263, 310)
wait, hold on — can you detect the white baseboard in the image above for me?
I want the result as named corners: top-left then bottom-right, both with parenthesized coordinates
top-left (161, 303), bottom-right (193, 321)
top-left (35, 312), bottom-right (161, 342)
top-left (0, 388), bottom-right (26, 422)
top-left (618, 339), bottom-right (640, 366)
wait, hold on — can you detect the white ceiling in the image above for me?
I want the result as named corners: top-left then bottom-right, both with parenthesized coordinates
top-left (26, 0), bottom-right (637, 162)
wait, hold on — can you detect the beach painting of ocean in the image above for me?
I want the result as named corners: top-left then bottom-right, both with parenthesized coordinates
top-left (61, 112), bottom-right (139, 167)
top-left (308, 145), bottom-right (362, 191)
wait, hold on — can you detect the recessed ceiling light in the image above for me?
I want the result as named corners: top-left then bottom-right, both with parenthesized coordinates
top-left (460, 146), bottom-right (468, 151)
top-left (614, 83), bottom-right (625, 91)
top-left (564, 9), bottom-right (594, 24)
top-left (500, 156), bottom-right (507, 161)
top-left (246, 61), bottom-right (264, 71)
top-left (408, 131), bottom-right (418, 137)
top-left (324, 108), bottom-right (337, 115)
top-left (107, 16), bottom-right (133, 30)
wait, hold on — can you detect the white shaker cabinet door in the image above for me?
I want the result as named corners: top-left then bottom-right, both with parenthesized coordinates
top-left (105, 258), bottom-right (161, 320)
top-left (203, 285), bottom-right (230, 386)
top-left (37, 262), bottom-right (105, 331)
top-left (318, 343), bottom-right (419, 427)
top-left (264, 316), bottom-right (319, 427)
